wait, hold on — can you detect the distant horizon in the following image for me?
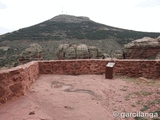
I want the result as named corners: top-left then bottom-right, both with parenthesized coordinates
top-left (1, 0), bottom-right (160, 35)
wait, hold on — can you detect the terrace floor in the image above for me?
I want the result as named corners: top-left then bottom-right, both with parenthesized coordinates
top-left (0, 75), bottom-right (160, 120)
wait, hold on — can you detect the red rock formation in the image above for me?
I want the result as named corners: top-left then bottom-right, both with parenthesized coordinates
top-left (19, 43), bottom-right (43, 64)
top-left (122, 36), bottom-right (160, 59)
top-left (56, 44), bottom-right (105, 60)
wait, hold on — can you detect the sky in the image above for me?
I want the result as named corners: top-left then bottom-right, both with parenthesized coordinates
top-left (0, 0), bottom-right (160, 35)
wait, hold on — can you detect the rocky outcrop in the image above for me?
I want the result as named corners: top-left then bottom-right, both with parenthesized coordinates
top-left (50, 14), bottom-right (90, 23)
top-left (56, 44), bottom-right (105, 60)
top-left (113, 50), bottom-right (124, 59)
top-left (117, 36), bottom-right (160, 59)
top-left (0, 46), bottom-right (10, 51)
top-left (19, 43), bottom-right (43, 64)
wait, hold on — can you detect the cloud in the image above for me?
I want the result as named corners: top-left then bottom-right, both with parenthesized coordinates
top-left (0, 1), bottom-right (7, 9)
top-left (138, 0), bottom-right (160, 7)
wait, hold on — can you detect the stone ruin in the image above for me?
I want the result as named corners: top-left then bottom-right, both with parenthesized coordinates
top-left (1, 59), bottom-right (160, 105)
top-left (114, 36), bottom-right (160, 59)
top-left (56, 44), bottom-right (105, 60)
top-left (19, 43), bottom-right (43, 64)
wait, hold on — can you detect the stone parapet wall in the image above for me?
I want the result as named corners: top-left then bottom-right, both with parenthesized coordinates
top-left (0, 61), bottom-right (39, 104)
top-left (39, 60), bottom-right (107, 75)
top-left (39, 59), bottom-right (160, 79)
top-left (114, 60), bottom-right (160, 78)
top-left (0, 59), bottom-right (160, 105)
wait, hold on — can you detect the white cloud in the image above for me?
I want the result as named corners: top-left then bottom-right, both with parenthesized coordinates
top-left (0, 26), bottom-right (13, 35)
top-left (0, 1), bottom-right (7, 9)
top-left (137, 0), bottom-right (160, 7)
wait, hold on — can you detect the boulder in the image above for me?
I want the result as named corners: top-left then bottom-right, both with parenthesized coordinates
top-left (88, 46), bottom-right (104, 59)
top-left (64, 44), bottom-right (77, 59)
top-left (113, 50), bottom-right (124, 59)
top-left (19, 43), bottom-right (43, 64)
top-left (121, 36), bottom-right (160, 59)
top-left (56, 44), bottom-right (105, 60)
top-left (124, 37), bottom-right (159, 48)
top-left (76, 44), bottom-right (89, 59)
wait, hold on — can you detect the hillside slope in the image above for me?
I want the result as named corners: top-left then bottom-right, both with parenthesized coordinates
top-left (0, 14), bottom-right (160, 68)
top-left (0, 14), bottom-right (160, 44)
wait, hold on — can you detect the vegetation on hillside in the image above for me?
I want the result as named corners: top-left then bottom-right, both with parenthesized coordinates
top-left (0, 15), bottom-right (160, 68)
top-left (1, 21), bottom-right (159, 45)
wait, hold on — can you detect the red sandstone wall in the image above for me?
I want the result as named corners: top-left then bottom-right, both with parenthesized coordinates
top-left (39, 59), bottom-right (160, 79)
top-left (0, 59), bottom-right (159, 105)
top-left (114, 60), bottom-right (160, 78)
top-left (0, 61), bottom-right (39, 104)
top-left (39, 60), bottom-right (107, 75)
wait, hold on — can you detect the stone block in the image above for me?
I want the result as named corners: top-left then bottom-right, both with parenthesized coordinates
top-left (0, 87), bottom-right (5, 97)
top-left (0, 73), bottom-right (8, 81)
top-left (9, 83), bottom-right (23, 93)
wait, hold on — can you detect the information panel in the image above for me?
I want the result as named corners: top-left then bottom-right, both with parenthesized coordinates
top-left (106, 62), bottom-right (115, 67)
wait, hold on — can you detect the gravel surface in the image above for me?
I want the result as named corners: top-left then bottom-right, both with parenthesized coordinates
top-left (0, 75), bottom-right (160, 120)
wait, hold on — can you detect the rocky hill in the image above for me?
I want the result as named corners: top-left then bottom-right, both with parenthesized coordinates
top-left (0, 14), bottom-right (160, 68)
top-left (50, 15), bottom-right (91, 23)
top-left (0, 14), bottom-right (159, 44)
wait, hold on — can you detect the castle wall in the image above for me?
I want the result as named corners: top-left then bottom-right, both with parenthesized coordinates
top-left (0, 59), bottom-right (160, 104)
top-left (39, 59), bottom-right (160, 79)
top-left (0, 61), bottom-right (39, 104)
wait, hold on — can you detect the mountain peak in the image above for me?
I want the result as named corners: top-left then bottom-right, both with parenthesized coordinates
top-left (49, 14), bottom-right (91, 23)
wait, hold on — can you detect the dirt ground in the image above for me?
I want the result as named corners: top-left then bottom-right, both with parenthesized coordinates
top-left (0, 75), bottom-right (160, 120)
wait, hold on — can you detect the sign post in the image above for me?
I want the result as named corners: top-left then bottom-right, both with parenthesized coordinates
top-left (105, 62), bottom-right (115, 79)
